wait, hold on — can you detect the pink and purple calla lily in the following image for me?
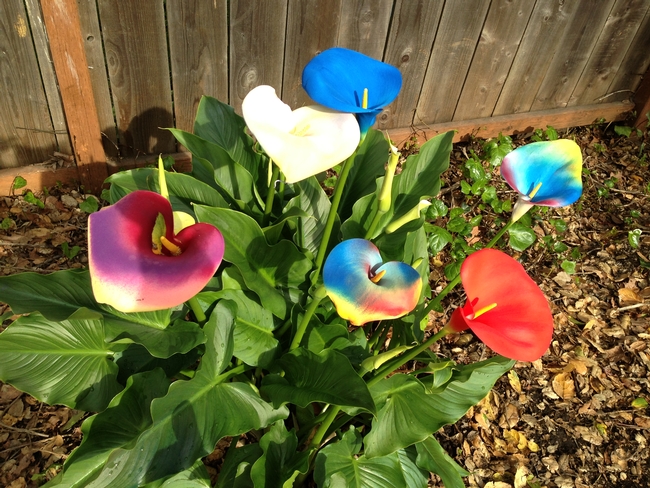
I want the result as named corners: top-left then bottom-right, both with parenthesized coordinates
top-left (89, 190), bottom-right (225, 313)
top-left (446, 249), bottom-right (553, 361)
top-left (323, 239), bottom-right (421, 326)
top-left (501, 139), bottom-right (583, 222)
top-left (301, 47), bottom-right (402, 136)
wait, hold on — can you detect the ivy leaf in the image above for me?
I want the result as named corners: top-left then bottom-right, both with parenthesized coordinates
top-left (508, 223), bottom-right (537, 251)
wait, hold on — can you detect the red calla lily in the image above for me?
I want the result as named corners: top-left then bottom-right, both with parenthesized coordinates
top-left (447, 249), bottom-right (553, 361)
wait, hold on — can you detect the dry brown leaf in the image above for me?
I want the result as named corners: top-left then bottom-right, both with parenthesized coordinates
top-left (508, 370), bottom-right (522, 394)
top-left (552, 373), bottom-right (576, 399)
top-left (618, 287), bottom-right (643, 305)
top-left (513, 466), bottom-right (530, 488)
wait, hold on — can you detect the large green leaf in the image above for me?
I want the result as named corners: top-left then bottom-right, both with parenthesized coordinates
top-left (0, 269), bottom-right (171, 328)
top-left (84, 302), bottom-right (288, 487)
top-left (261, 349), bottom-right (375, 413)
top-left (45, 369), bottom-right (170, 487)
top-left (342, 131), bottom-right (453, 239)
top-left (397, 448), bottom-right (429, 488)
top-left (284, 176), bottom-right (333, 255)
top-left (196, 290), bottom-right (278, 367)
top-left (415, 436), bottom-right (469, 488)
top-left (250, 422), bottom-right (309, 488)
top-left (169, 129), bottom-right (257, 208)
top-left (364, 356), bottom-right (514, 458)
top-left (157, 460), bottom-right (212, 488)
top-left (104, 319), bottom-right (205, 359)
top-left (194, 206), bottom-right (312, 318)
top-left (314, 428), bottom-right (407, 488)
top-left (114, 344), bottom-right (202, 384)
top-left (0, 314), bottom-right (121, 411)
top-left (216, 444), bottom-right (262, 488)
top-left (338, 128), bottom-right (389, 221)
top-left (193, 95), bottom-right (263, 178)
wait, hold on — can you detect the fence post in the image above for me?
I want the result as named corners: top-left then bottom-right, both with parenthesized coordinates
top-left (634, 67), bottom-right (650, 131)
top-left (41, 0), bottom-right (107, 193)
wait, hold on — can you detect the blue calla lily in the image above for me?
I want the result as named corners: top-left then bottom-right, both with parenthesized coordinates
top-left (302, 47), bottom-right (402, 135)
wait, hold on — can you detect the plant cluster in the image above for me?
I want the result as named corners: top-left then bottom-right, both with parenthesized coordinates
top-left (0, 48), bottom-right (584, 487)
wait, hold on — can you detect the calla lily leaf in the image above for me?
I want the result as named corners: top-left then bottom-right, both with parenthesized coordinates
top-left (500, 139), bottom-right (583, 222)
top-left (323, 239), bottom-right (421, 326)
top-left (448, 249), bottom-right (554, 361)
top-left (242, 85), bottom-right (360, 183)
top-left (89, 191), bottom-right (225, 313)
top-left (302, 47), bottom-right (402, 134)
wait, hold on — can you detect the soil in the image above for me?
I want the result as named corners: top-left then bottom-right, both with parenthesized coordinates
top-left (0, 122), bottom-right (649, 488)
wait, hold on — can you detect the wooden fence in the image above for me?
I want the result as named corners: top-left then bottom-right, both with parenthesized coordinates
top-left (1, 0), bottom-right (650, 194)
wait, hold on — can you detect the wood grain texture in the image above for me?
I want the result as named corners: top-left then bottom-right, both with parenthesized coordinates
top-left (0, 0), bottom-right (57, 168)
top-left (390, 101), bottom-right (635, 146)
top-left (454, 0), bottom-right (536, 121)
top-left (415, 0), bottom-right (492, 124)
top-left (570, 0), bottom-right (650, 106)
top-left (381, 0), bottom-right (444, 130)
top-left (77, 0), bottom-right (119, 158)
top-left (0, 164), bottom-right (79, 196)
top-left (608, 3), bottom-right (650, 101)
top-left (167, 0), bottom-right (228, 131)
top-left (41, 0), bottom-right (107, 192)
top-left (96, 0), bottom-right (175, 157)
top-left (531, 0), bottom-right (617, 111)
top-left (24, 0), bottom-right (72, 155)
top-left (283, 0), bottom-right (342, 109)
top-left (337, 0), bottom-right (393, 59)
top-left (633, 67), bottom-right (650, 128)
top-left (494, 0), bottom-right (583, 116)
top-left (229, 0), bottom-right (288, 114)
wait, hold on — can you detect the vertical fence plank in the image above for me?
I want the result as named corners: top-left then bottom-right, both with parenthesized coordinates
top-left (571, 0), bottom-right (650, 105)
top-left (337, 0), bottom-right (393, 59)
top-left (0, 0), bottom-right (57, 169)
top-left (283, 0), bottom-right (342, 109)
top-left (229, 0), bottom-right (288, 114)
top-left (531, 0), bottom-right (617, 111)
top-left (415, 0), bottom-right (491, 125)
top-left (381, 0), bottom-right (443, 131)
top-left (77, 0), bottom-right (119, 158)
top-left (494, 0), bottom-right (583, 116)
top-left (454, 0), bottom-right (536, 121)
top-left (609, 6), bottom-right (650, 101)
top-left (41, 0), bottom-right (107, 192)
top-left (24, 0), bottom-right (72, 156)
top-left (167, 1), bottom-right (228, 132)
top-left (96, 0), bottom-right (174, 157)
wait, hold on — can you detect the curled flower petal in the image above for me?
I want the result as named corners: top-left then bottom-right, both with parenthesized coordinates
top-left (448, 249), bottom-right (553, 361)
top-left (302, 47), bottom-right (402, 135)
top-left (242, 85), bottom-right (360, 183)
top-left (501, 140), bottom-right (583, 221)
top-left (89, 190), bottom-right (224, 312)
top-left (323, 239), bottom-right (421, 326)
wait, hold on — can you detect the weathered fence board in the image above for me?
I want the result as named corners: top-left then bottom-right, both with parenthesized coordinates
top-left (167, 1), bottom-right (229, 134)
top-left (381, 0), bottom-right (444, 130)
top-left (96, 0), bottom-right (175, 157)
top-left (337, 0), bottom-right (393, 60)
top-left (417, 0), bottom-right (492, 124)
top-left (0, 0), bottom-right (58, 168)
top-left (229, 0), bottom-right (288, 114)
top-left (609, 5), bottom-right (650, 98)
top-left (454, 0), bottom-right (536, 121)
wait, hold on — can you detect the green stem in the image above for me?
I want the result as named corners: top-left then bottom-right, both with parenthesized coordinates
top-left (423, 218), bottom-right (516, 316)
top-left (308, 405), bottom-right (341, 450)
top-left (368, 328), bottom-right (450, 387)
top-left (215, 364), bottom-right (251, 384)
top-left (290, 286), bottom-right (327, 350)
top-left (364, 209), bottom-right (386, 240)
top-left (263, 163), bottom-right (280, 225)
top-left (312, 153), bottom-right (356, 285)
top-left (187, 297), bottom-right (206, 323)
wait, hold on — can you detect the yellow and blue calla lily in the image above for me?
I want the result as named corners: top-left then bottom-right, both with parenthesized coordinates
top-left (500, 139), bottom-right (583, 222)
top-left (88, 191), bottom-right (225, 313)
top-left (323, 239), bottom-right (421, 326)
top-left (301, 47), bottom-right (402, 136)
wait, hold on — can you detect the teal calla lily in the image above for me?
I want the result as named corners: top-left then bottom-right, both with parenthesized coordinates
top-left (88, 190), bottom-right (225, 312)
top-left (500, 139), bottom-right (583, 222)
top-left (301, 47), bottom-right (402, 135)
top-left (242, 85), bottom-right (360, 183)
top-left (323, 239), bottom-right (421, 326)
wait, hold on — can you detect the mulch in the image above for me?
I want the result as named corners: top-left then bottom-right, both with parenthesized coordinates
top-left (0, 122), bottom-right (648, 487)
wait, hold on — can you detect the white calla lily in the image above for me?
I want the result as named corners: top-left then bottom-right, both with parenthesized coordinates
top-left (242, 85), bottom-right (360, 183)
